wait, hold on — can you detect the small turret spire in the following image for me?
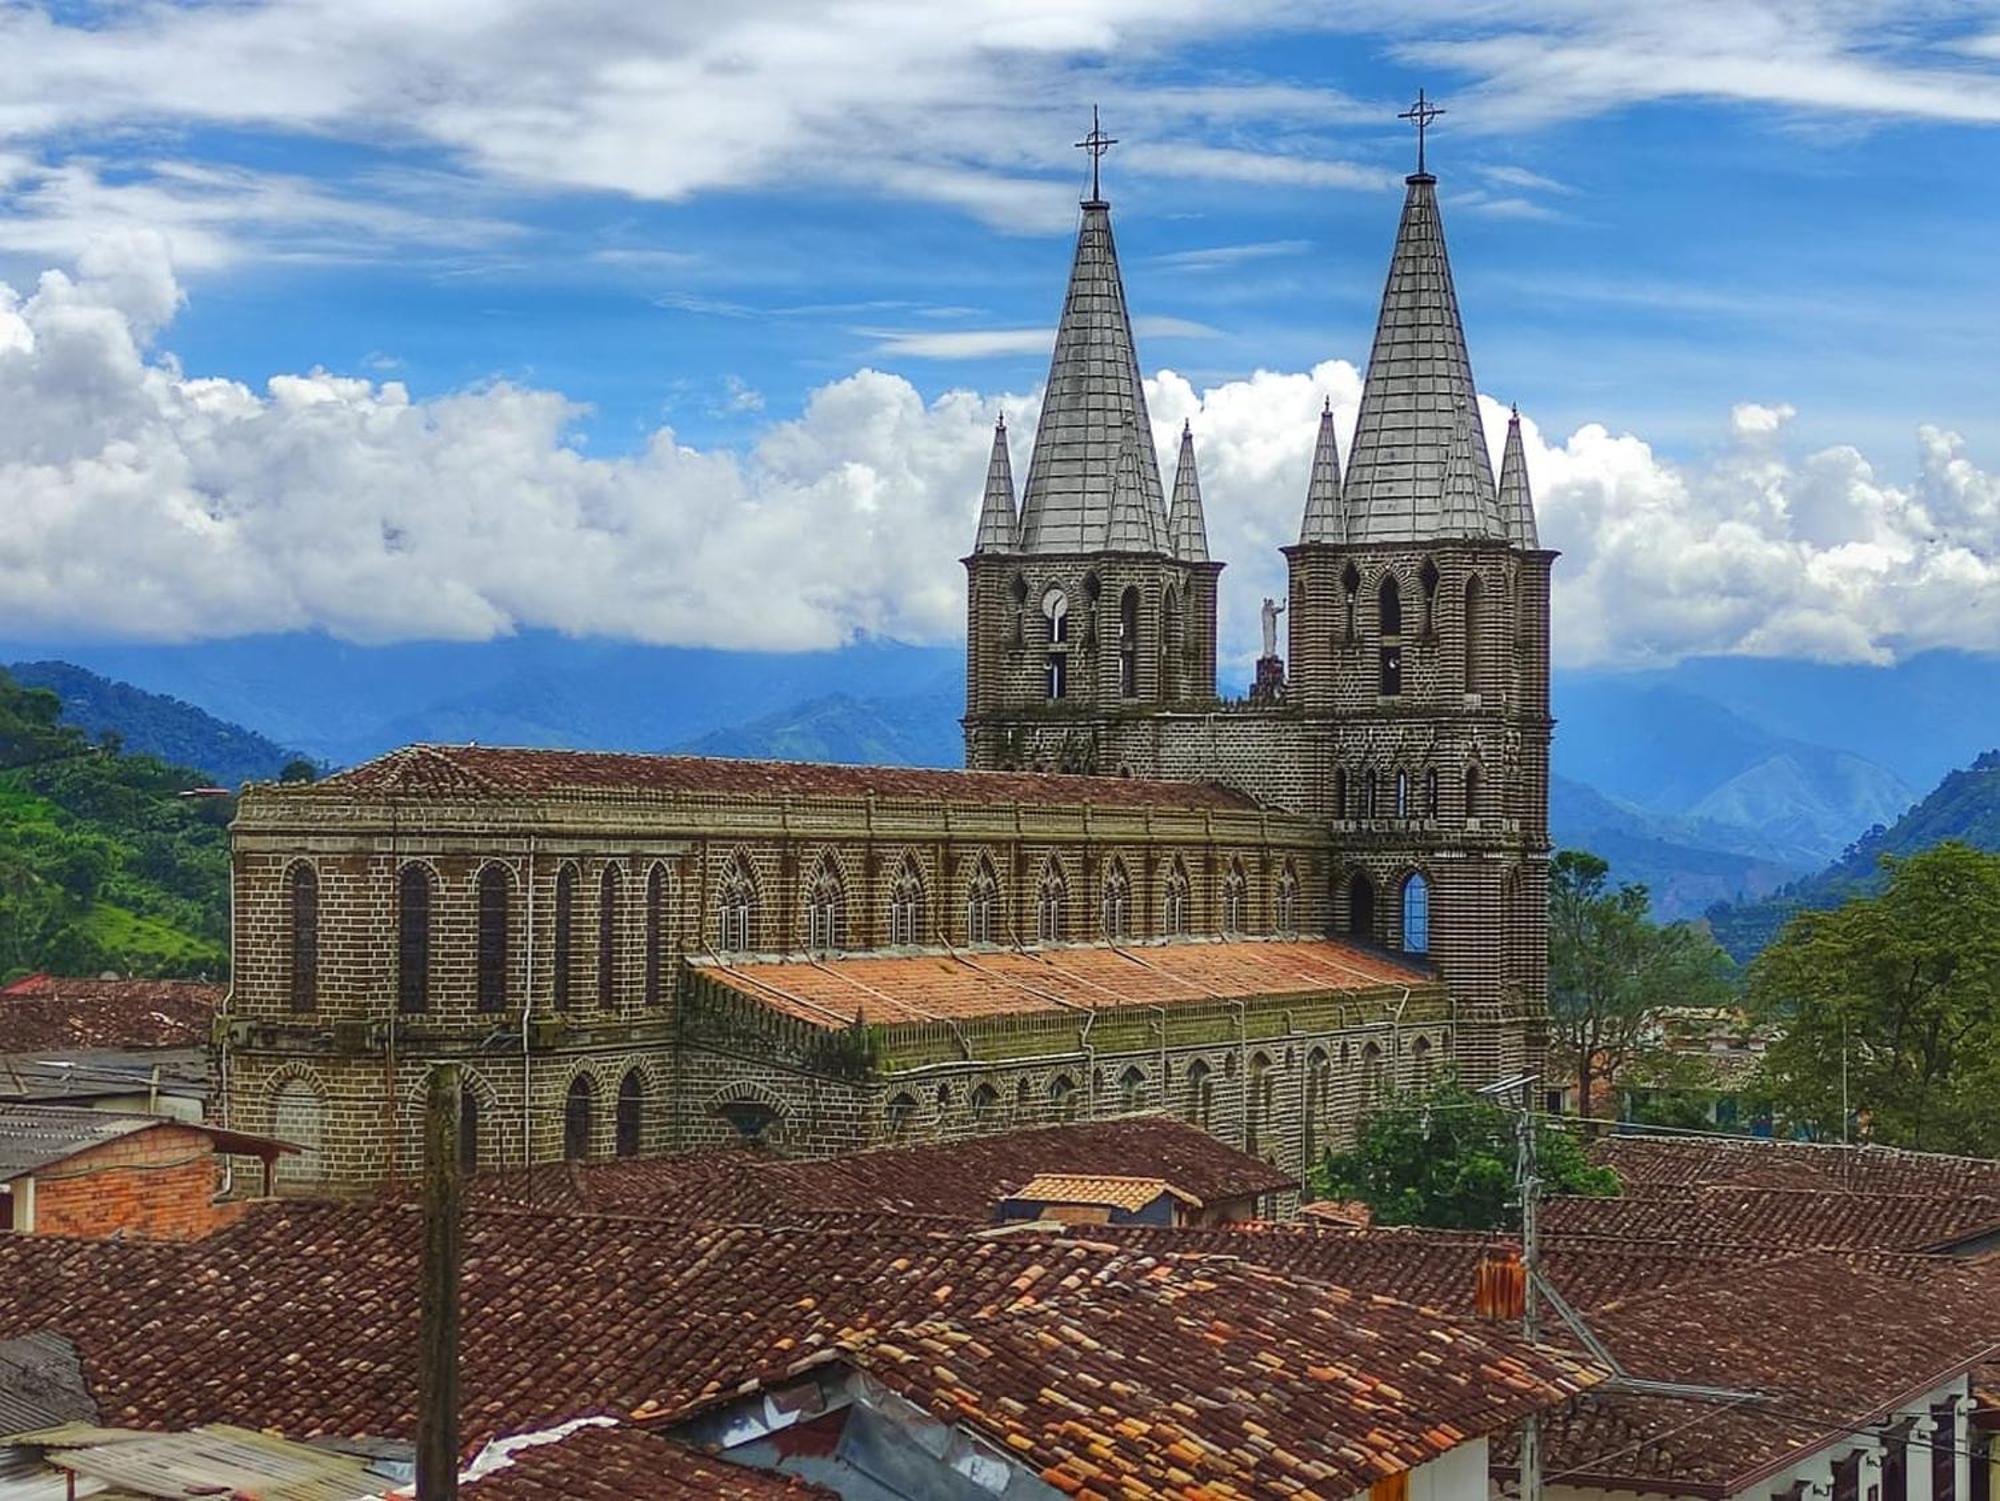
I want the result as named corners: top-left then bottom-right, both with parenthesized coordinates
top-left (1168, 420), bottom-right (1211, 562)
top-left (1103, 434), bottom-right (1163, 553)
top-left (972, 414), bottom-right (1018, 553)
top-left (1498, 404), bottom-right (1540, 549)
top-left (1298, 397), bottom-right (1347, 545)
top-left (1436, 399), bottom-right (1496, 538)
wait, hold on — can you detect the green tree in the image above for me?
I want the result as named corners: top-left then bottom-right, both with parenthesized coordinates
top-left (279, 758), bottom-right (318, 784)
top-left (1549, 849), bottom-right (1733, 1119)
top-left (1754, 842), bottom-right (2000, 1152)
top-left (1317, 1082), bottom-right (1618, 1231)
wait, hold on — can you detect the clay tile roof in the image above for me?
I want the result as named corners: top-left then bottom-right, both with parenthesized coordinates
top-left (1593, 1131), bottom-right (2000, 1199)
top-left (692, 938), bottom-right (1429, 1029)
top-left (462, 1422), bottom-right (835, 1500)
top-left (0, 977), bottom-right (221, 1052)
top-left (466, 1118), bottom-right (1296, 1223)
top-left (307, 744), bottom-right (1255, 812)
top-left (1541, 1182), bottom-right (2000, 1252)
top-left (1007, 1173), bottom-right (1198, 1212)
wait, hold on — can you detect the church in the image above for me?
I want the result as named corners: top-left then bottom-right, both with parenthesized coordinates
top-left (216, 115), bottom-right (1553, 1196)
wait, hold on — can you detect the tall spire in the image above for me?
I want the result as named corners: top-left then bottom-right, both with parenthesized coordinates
top-left (1341, 100), bottom-right (1504, 546)
top-left (1167, 420), bottom-right (1211, 562)
top-left (1015, 121), bottom-right (1169, 555)
top-left (1436, 399), bottom-right (1499, 538)
top-left (1103, 433), bottom-right (1164, 553)
top-left (1498, 405), bottom-right (1539, 549)
top-left (972, 414), bottom-right (1018, 553)
top-left (1298, 397), bottom-right (1347, 545)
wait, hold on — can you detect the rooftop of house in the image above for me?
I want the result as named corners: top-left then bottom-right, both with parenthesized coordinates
top-left (690, 937), bottom-right (1431, 1029)
top-left (457, 1419), bottom-right (837, 1501)
top-left (1591, 1131), bottom-right (2000, 1199)
top-left (0, 1102), bottom-right (287, 1182)
top-left (1541, 1181), bottom-right (2000, 1252)
top-left (1003, 1172), bottom-right (1199, 1212)
top-left (465, 1117), bottom-right (1297, 1222)
top-left (0, 1422), bottom-right (384, 1501)
top-left (0, 977), bottom-right (221, 1054)
top-left (0, 1046), bottom-right (209, 1107)
top-left (287, 744), bottom-right (1261, 813)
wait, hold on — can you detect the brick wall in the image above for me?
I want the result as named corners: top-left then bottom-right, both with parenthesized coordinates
top-left (21, 1124), bottom-right (246, 1240)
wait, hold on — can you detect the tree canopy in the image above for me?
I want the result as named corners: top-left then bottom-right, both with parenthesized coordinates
top-left (1754, 841), bottom-right (2000, 1153)
top-left (1317, 1082), bottom-right (1618, 1231)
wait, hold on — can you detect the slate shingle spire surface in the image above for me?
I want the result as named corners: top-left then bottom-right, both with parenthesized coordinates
top-left (1498, 405), bottom-right (1540, 549)
top-left (1167, 420), bottom-right (1211, 562)
top-left (1342, 169), bottom-right (1504, 544)
top-left (1016, 197), bottom-right (1168, 554)
top-left (1103, 434), bottom-right (1164, 553)
top-left (1298, 397), bottom-right (1347, 545)
top-left (1437, 398), bottom-right (1502, 539)
top-left (972, 415), bottom-right (1018, 554)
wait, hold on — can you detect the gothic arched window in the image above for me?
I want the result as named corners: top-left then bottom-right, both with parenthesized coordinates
top-left (1163, 860), bottom-right (1190, 937)
top-left (1162, 587), bottom-right (1182, 700)
top-left (887, 1092), bottom-right (918, 1138)
top-left (1305, 1047), bottom-right (1331, 1165)
top-left (1341, 563), bottom-right (1360, 643)
top-left (1119, 1065), bottom-right (1147, 1111)
top-left (476, 864), bottom-right (510, 1013)
top-left (1037, 868), bottom-right (1067, 944)
top-left (1360, 1041), bottom-right (1385, 1111)
top-left (1221, 861), bottom-right (1248, 934)
top-left (1402, 871), bottom-right (1431, 954)
top-left (1246, 1052), bottom-right (1275, 1157)
top-left (1349, 871), bottom-right (1376, 941)
top-left (1119, 586), bottom-right (1141, 698)
top-left (718, 856), bottom-right (757, 952)
top-left (1043, 586), bottom-right (1069, 700)
top-left (1395, 769), bottom-right (1410, 819)
top-left (807, 857), bottom-right (846, 951)
top-left (1187, 1059), bottom-right (1214, 1127)
top-left (889, 856), bottom-right (925, 946)
top-left (616, 1069), bottom-right (644, 1158)
top-left (1275, 865), bottom-right (1299, 937)
top-left (554, 863), bottom-right (579, 1011)
top-left (563, 1075), bottom-right (595, 1161)
top-left (1048, 1074), bottom-right (1079, 1120)
top-left (1378, 575), bottom-right (1404, 696)
top-left (1101, 859), bottom-right (1133, 940)
top-left (597, 864), bottom-right (622, 1009)
top-left (288, 863), bottom-right (318, 1014)
top-left (397, 864), bottom-right (432, 1015)
top-left (1464, 573), bottom-right (1485, 698)
top-left (1412, 1034), bottom-right (1434, 1089)
top-left (1363, 769), bottom-right (1379, 819)
top-left (966, 858), bottom-right (999, 944)
top-left (1466, 764), bottom-right (1484, 822)
top-left (1419, 557), bottom-right (1440, 635)
top-left (644, 863), bottom-right (669, 1006)
top-left (1425, 767), bottom-right (1440, 818)
top-left (971, 1083), bottom-right (1000, 1123)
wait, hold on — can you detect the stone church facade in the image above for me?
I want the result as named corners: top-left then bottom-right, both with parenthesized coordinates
top-left (217, 139), bottom-right (1551, 1197)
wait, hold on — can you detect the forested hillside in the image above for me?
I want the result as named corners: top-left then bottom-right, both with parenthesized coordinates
top-left (0, 668), bottom-right (230, 981)
top-left (1707, 750), bottom-right (2000, 961)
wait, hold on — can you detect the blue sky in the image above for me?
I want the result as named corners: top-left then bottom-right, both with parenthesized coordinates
top-left (2, 1), bottom-right (1999, 671)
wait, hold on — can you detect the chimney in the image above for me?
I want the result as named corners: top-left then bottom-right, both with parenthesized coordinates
top-left (1475, 1246), bottom-right (1526, 1321)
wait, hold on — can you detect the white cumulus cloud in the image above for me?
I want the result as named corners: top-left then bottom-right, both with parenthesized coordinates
top-left (1, 236), bottom-right (1997, 670)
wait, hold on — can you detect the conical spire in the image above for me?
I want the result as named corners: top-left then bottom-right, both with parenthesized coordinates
top-left (1016, 198), bottom-right (1169, 554)
top-left (1498, 405), bottom-right (1539, 549)
top-left (1103, 433), bottom-right (1164, 552)
top-left (1298, 397), bottom-right (1347, 545)
top-left (1436, 399), bottom-right (1498, 538)
top-left (972, 415), bottom-right (1018, 553)
top-left (1167, 420), bottom-right (1211, 562)
top-left (1342, 171), bottom-right (1503, 544)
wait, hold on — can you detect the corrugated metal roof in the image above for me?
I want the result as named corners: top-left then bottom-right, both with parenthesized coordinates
top-left (0, 1107), bottom-right (150, 1181)
top-left (0, 1334), bottom-right (95, 1441)
top-left (41, 1425), bottom-right (380, 1501)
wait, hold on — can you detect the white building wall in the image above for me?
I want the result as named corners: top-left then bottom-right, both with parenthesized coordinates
top-left (1353, 1437), bottom-right (1488, 1500)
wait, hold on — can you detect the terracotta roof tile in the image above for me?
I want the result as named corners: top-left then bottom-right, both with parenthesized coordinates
top-left (1007, 1174), bottom-right (1199, 1212)
top-left (1542, 1182), bottom-right (2000, 1252)
top-left (0, 978), bottom-right (220, 1052)
top-left (1593, 1132), bottom-right (2000, 1198)
top-left (694, 939), bottom-right (1428, 1028)
top-left (308, 745), bottom-right (1256, 812)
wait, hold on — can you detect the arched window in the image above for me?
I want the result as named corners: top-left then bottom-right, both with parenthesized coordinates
top-left (563, 1076), bottom-right (595, 1161)
top-left (1378, 575), bottom-right (1402, 636)
top-left (1425, 767), bottom-right (1440, 818)
top-left (458, 1087), bottom-right (480, 1175)
top-left (644, 863), bottom-right (669, 1006)
top-left (966, 858), bottom-right (1000, 944)
top-left (288, 864), bottom-right (318, 1014)
top-left (1101, 859), bottom-right (1133, 940)
top-left (1349, 871), bottom-right (1376, 941)
top-left (1341, 563), bottom-right (1360, 642)
top-left (1163, 860), bottom-right (1190, 937)
top-left (971, 1083), bottom-right (1000, 1123)
top-left (1119, 1065), bottom-right (1147, 1111)
top-left (476, 864), bottom-right (510, 1013)
top-left (1464, 574), bottom-right (1484, 698)
top-left (1015, 1078), bottom-right (1033, 1116)
top-left (553, 864), bottom-right (579, 1011)
top-left (1394, 769), bottom-right (1410, 819)
top-left (1221, 862), bottom-right (1248, 934)
top-left (887, 1091), bottom-right (918, 1139)
top-left (1187, 1059), bottom-right (1214, 1128)
top-left (1048, 1074), bottom-right (1078, 1120)
top-left (1378, 575), bottom-right (1404, 696)
top-left (1275, 865), bottom-right (1299, 937)
top-left (616, 1070), bottom-right (644, 1158)
top-left (1402, 872), bottom-right (1431, 954)
top-left (1465, 764), bottom-right (1483, 822)
top-left (1360, 1041), bottom-right (1385, 1111)
top-left (1037, 867), bottom-right (1067, 944)
top-left (807, 857), bottom-right (845, 951)
top-left (716, 1099), bottom-right (777, 1141)
top-left (1246, 1052), bottom-right (1274, 1157)
top-left (889, 856), bottom-right (925, 946)
top-left (1043, 587), bottom-right (1069, 700)
top-left (271, 1078), bottom-right (324, 1189)
top-left (936, 1084), bottom-right (954, 1118)
top-left (1162, 587), bottom-right (1182, 700)
top-left (1119, 586), bottom-right (1141, 698)
top-left (1333, 767), bottom-right (1348, 820)
top-left (1305, 1048), bottom-right (1331, 1165)
top-left (718, 856), bottom-right (757, 952)
top-left (1412, 1035), bottom-right (1435, 1089)
top-left (397, 865), bottom-right (432, 1015)
top-left (1363, 769), bottom-right (1379, 819)
top-left (597, 864), bottom-right (622, 1008)
top-left (1419, 557), bottom-right (1440, 635)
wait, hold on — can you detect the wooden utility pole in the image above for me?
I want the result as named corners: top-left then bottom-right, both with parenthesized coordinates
top-left (417, 1063), bottom-right (463, 1500)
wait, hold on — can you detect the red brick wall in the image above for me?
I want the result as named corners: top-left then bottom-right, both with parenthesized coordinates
top-left (27, 1125), bottom-right (247, 1241)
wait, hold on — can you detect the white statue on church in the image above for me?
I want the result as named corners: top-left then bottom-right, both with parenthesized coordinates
top-left (1260, 596), bottom-right (1286, 660)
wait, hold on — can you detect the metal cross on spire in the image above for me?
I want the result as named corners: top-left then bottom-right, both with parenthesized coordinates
top-left (1075, 105), bottom-right (1118, 204)
top-left (1398, 88), bottom-right (1445, 176)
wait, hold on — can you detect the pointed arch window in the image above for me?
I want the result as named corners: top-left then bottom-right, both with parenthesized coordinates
top-left (1349, 871), bottom-right (1376, 942)
top-left (1221, 862), bottom-right (1248, 934)
top-left (1048, 1074), bottom-right (1079, 1121)
top-left (397, 864), bottom-right (432, 1015)
top-left (1187, 1059), bottom-right (1214, 1128)
top-left (1420, 558), bottom-right (1440, 636)
top-left (1119, 1065), bottom-right (1147, 1111)
top-left (886, 1092), bottom-right (918, 1138)
top-left (1037, 867), bottom-right (1067, 944)
top-left (1119, 586), bottom-right (1141, 698)
top-left (807, 857), bottom-right (846, 951)
top-left (970, 1083), bottom-right (1000, 1123)
top-left (1341, 563), bottom-right (1360, 643)
top-left (553, 864), bottom-right (579, 1011)
top-left (476, 864), bottom-right (510, 1013)
top-left (1402, 871), bottom-right (1431, 954)
top-left (1425, 767), bottom-right (1440, 818)
top-left (616, 1070), bottom-right (644, 1158)
top-left (1275, 865), bottom-right (1299, 937)
top-left (1246, 1052), bottom-right (1275, 1157)
top-left (1411, 1034), bottom-right (1434, 1089)
top-left (718, 856), bottom-right (757, 953)
top-left (1360, 1041), bottom-right (1385, 1111)
top-left (966, 859), bottom-right (1000, 944)
top-left (1162, 587), bottom-right (1182, 700)
top-left (1363, 769), bottom-right (1379, 819)
top-left (287, 864), bottom-right (318, 1014)
top-left (563, 1076), bottom-right (595, 1161)
top-left (1378, 575), bottom-right (1404, 696)
top-left (1464, 574), bottom-right (1485, 698)
top-left (1305, 1047), bottom-right (1331, 1165)
top-left (1101, 859), bottom-right (1133, 940)
top-left (1395, 769), bottom-right (1410, 819)
top-left (644, 863), bottom-right (669, 1006)
top-left (597, 864), bottom-right (622, 1009)
top-left (1465, 764), bottom-right (1484, 822)
top-left (1162, 861), bottom-right (1190, 937)
top-left (888, 856), bottom-right (926, 946)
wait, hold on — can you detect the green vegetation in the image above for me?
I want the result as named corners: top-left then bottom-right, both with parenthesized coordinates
top-left (1548, 849), bottom-right (1735, 1119)
top-left (1316, 1082), bottom-right (1619, 1231)
top-left (0, 667), bottom-right (230, 982)
top-left (1754, 842), bottom-right (2000, 1153)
